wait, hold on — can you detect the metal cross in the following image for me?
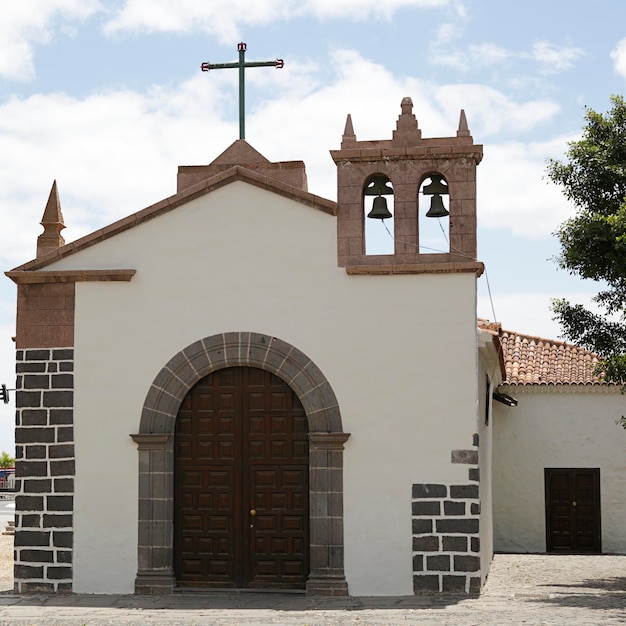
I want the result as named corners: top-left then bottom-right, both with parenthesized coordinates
top-left (201, 42), bottom-right (284, 140)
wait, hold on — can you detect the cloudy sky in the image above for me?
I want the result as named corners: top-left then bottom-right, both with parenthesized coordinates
top-left (0, 1), bottom-right (625, 451)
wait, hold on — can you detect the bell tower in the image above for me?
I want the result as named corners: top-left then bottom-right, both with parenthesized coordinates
top-left (331, 97), bottom-right (484, 275)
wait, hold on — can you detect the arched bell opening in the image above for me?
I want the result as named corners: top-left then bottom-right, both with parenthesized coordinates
top-left (418, 173), bottom-right (450, 254)
top-left (363, 174), bottom-right (394, 255)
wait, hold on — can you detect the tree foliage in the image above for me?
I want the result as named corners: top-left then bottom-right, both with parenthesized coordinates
top-left (547, 95), bottom-right (626, 390)
top-left (0, 451), bottom-right (14, 470)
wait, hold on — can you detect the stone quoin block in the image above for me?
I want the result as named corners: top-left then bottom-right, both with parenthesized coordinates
top-left (412, 519), bottom-right (432, 534)
top-left (412, 484), bottom-right (447, 499)
top-left (443, 500), bottom-right (466, 515)
top-left (23, 479), bottom-right (52, 493)
top-left (412, 501), bottom-right (441, 516)
top-left (51, 374), bottom-right (73, 389)
top-left (442, 536), bottom-right (467, 552)
top-left (46, 566), bottom-right (73, 580)
top-left (427, 555), bottom-right (451, 571)
top-left (52, 531), bottom-right (73, 548)
top-left (413, 575), bottom-right (440, 592)
top-left (42, 514), bottom-right (72, 528)
top-left (21, 410), bottom-right (48, 426)
top-left (436, 518), bottom-right (479, 534)
top-left (450, 485), bottom-right (479, 499)
top-left (19, 550), bottom-right (54, 563)
top-left (19, 514), bottom-right (42, 528)
top-left (14, 530), bottom-right (51, 547)
top-left (42, 391), bottom-right (73, 407)
top-left (25, 445), bottom-right (47, 459)
top-left (412, 536), bottom-right (439, 551)
top-left (15, 428), bottom-right (55, 444)
top-left (16, 495), bottom-right (44, 511)
top-left (442, 575), bottom-right (467, 593)
top-left (20, 582), bottom-right (55, 593)
top-left (454, 555), bottom-right (480, 572)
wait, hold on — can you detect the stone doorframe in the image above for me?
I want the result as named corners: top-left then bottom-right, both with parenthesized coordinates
top-left (131, 332), bottom-right (350, 596)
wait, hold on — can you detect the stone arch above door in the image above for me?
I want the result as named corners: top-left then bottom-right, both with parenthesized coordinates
top-left (131, 332), bottom-right (350, 596)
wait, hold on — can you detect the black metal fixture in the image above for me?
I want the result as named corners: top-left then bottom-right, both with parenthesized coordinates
top-left (365, 176), bottom-right (393, 220)
top-left (423, 174), bottom-right (450, 218)
top-left (493, 390), bottom-right (518, 407)
top-left (0, 384), bottom-right (14, 405)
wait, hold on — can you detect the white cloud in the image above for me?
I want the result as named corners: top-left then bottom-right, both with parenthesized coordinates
top-left (0, 1), bottom-right (101, 81)
top-left (528, 41), bottom-right (585, 74)
top-left (431, 39), bottom-right (584, 75)
top-left (433, 84), bottom-right (560, 136)
top-left (104, 0), bottom-right (449, 39)
top-left (431, 42), bottom-right (512, 70)
top-left (611, 37), bottom-right (626, 79)
top-left (478, 137), bottom-right (576, 238)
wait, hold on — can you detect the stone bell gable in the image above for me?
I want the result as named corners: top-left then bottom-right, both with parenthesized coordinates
top-left (330, 97), bottom-right (483, 275)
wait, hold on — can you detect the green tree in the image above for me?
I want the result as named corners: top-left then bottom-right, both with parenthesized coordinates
top-left (547, 95), bottom-right (626, 396)
top-left (0, 451), bottom-right (14, 469)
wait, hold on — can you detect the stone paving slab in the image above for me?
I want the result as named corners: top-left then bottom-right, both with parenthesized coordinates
top-left (0, 554), bottom-right (624, 625)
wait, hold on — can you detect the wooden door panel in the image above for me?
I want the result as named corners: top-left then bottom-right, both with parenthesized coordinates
top-left (174, 367), bottom-right (309, 589)
top-left (545, 468), bottom-right (600, 553)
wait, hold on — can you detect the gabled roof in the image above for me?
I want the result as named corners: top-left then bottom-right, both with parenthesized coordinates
top-left (479, 321), bottom-right (604, 386)
top-left (11, 165), bottom-right (337, 273)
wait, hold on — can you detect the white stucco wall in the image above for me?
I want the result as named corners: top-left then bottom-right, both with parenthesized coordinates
top-left (493, 387), bottom-right (626, 553)
top-left (476, 332), bottom-right (498, 584)
top-left (44, 180), bottom-right (480, 594)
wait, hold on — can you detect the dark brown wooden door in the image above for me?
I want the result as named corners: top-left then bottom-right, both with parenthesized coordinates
top-left (545, 468), bottom-right (601, 553)
top-left (174, 367), bottom-right (309, 589)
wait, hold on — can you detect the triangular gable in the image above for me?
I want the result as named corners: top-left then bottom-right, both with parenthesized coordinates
top-left (210, 139), bottom-right (271, 165)
top-left (10, 165), bottom-right (337, 273)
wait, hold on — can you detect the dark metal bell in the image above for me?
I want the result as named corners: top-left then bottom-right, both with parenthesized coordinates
top-left (425, 194), bottom-right (449, 218)
top-left (367, 195), bottom-right (392, 220)
top-left (423, 174), bottom-right (449, 196)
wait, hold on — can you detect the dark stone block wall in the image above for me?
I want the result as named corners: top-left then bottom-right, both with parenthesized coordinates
top-left (411, 482), bottom-right (480, 594)
top-left (14, 349), bottom-right (75, 593)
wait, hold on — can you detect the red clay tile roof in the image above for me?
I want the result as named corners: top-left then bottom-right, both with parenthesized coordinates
top-left (478, 320), bottom-right (603, 386)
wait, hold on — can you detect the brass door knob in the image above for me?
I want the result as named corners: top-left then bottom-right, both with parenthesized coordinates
top-left (250, 509), bottom-right (256, 516)
top-left (572, 502), bottom-right (577, 507)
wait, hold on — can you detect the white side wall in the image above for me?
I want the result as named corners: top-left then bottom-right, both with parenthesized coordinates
top-left (476, 332), bottom-right (498, 584)
top-left (45, 181), bottom-right (480, 594)
top-left (493, 387), bottom-right (626, 553)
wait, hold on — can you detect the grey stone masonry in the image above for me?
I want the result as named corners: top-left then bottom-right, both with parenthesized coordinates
top-left (14, 349), bottom-right (74, 593)
top-left (412, 482), bottom-right (480, 594)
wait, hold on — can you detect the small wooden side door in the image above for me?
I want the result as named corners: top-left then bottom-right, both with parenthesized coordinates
top-left (545, 468), bottom-right (601, 553)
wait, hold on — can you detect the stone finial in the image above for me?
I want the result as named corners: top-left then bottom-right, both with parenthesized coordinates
top-left (457, 109), bottom-right (471, 138)
top-left (341, 114), bottom-right (357, 148)
top-left (393, 96), bottom-right (421, 145)
top-left (37, 180), bottom-right (66, 257)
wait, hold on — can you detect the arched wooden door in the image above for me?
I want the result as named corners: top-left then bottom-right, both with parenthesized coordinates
top-left (174, 367), bottom-right (310, 589)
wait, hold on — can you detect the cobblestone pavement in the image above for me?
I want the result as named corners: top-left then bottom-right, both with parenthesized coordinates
top-left (0, 554), bottom-right (624, 625)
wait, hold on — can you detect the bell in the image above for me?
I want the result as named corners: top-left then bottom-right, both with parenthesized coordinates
top-left (423, 174), bottom-right (449, 196)
top-left (367, 195), bottom-right (392, 220)
top-left (364, 175), bottom-right (394, 196)
top-left (425, 194), bottom-right (449, 218)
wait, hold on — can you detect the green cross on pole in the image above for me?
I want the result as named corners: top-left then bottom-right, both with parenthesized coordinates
top-left (201, 42), bottom-right (284, 140)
